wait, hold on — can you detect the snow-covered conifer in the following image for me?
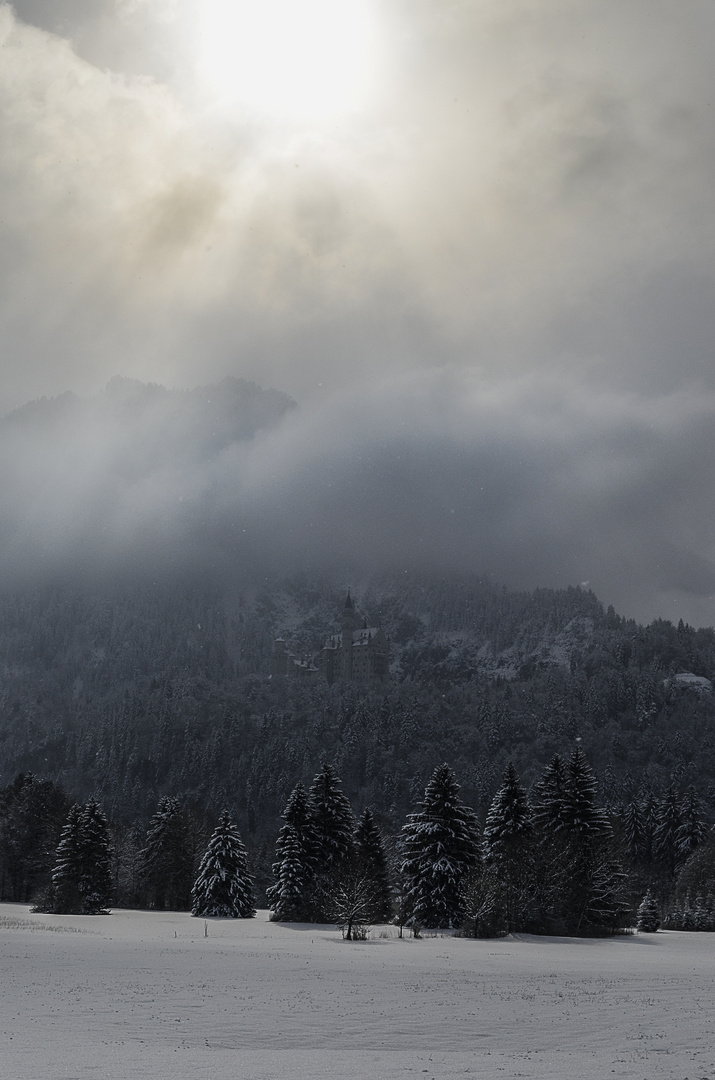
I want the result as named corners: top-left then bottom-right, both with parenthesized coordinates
top-left (531, 755), bottom-right (568, 835)
top-left (267, 782), bottom-right (318, 921)
top-left (654, 787), bottom-right (681, 879)
top-left (636, 889), bottom-right (660, 932)
top-left (309, 763), bottom-right (356, 879)
top-left (51, 803), bottom-right (84, 914)
top-left (141, 796), bottom-right (196, 910)
top-left (400, 763), bottom-right (481, 929)
top-left (675, 787), bottom-right (707, 866)
top-left (46, 798), bottom-right (113, 914)
top-left (192, 810), bottom-right (255, 918)
top-left (354, 807), bottom-right (393, 923)
top-left (78, 797), bottom-right (113, 914)
top-left (483, 762), bottom-right (534, 932)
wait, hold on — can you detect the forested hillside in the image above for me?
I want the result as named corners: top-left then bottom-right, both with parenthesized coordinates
top-left (2, 572), bottom-right (714, 839)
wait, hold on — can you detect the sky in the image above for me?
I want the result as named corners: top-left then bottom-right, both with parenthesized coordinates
top-left (2, 1), bottom-right (715, 625)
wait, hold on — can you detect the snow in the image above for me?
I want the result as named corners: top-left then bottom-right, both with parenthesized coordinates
top-left (2, 903), bottom-right (714, 1079)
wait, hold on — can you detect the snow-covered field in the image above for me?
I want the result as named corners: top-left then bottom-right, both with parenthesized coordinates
top-left (1, 904), bottom-right (713, 1080)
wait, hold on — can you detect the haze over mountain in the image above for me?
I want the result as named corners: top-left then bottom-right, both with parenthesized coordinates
top-left (0, 374), bottom-right (713, 627)
top-left (2, 4), bottom-right (715, 624)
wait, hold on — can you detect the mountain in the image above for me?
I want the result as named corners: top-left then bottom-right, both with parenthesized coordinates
top-left (1, 570), bottom-right (714, 846)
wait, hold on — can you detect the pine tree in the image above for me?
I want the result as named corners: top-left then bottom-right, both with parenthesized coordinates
top-left (354, 807), bottom-right (393, 923)
top-left (400, 763), bottom-right (481, 929)
top-left (483, 762), bottom-right (533, 932)
top-left (267, 782), bottom-right (319, 922)
top-left (192, 810), bottom-right (255, 918)
top-left (636, 889), bottom-right (660, 932)
top-left (141, 796), bottom-right (196, 910)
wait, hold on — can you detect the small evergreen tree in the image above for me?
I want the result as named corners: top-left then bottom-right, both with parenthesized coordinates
top-left (636, 889), bottom-right (660, 932)
top-left (400, 763), bottom-right (481, 929)
top-left (192, 810), bottom-right (255, 918)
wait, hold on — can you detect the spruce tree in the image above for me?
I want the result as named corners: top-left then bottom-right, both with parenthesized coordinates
top-left (400, 763), bottom-right (481, 929)
top-left (267, 782), bottom-right (318, 921)
top-left (483, 762), bottom-right (533, 932)
top-left (675, 786), bottom-right (707, 866)
top-left (532, 750), bottom-right (626, 934)
top-left (354, 807), bottom-right (393, 923)
top-left (44, 799), bottom-right (112, 914)
top-left (636, 889), bottom-right (660, 932)
top-left (192, 810), bottom-right (255, 918)
top-left (141, 796), bottom-right (196, 910)
top-left (531, 754), bottom-right (568, 835)
top-left (50, 804), bottom-right (84, 914)
top-left (562, 747), bottom-right (611, 838)
top-left (309, 763), bottom-right (356, 878)
top-left (267, 825), bottom-right (309, 921)
top-left (653, 787), bottom-right (681, 879)
top-left (77, 797), bottom-right (113, 914)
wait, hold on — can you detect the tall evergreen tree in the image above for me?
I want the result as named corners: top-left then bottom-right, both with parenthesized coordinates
top-left (400, 763), bottom-right (481, 929)
top-left (192, 810), bottom-right (255, 918)
top-left (675, 786), bottom-right (707, 866)
top-left (50, 803), bottom-right (84, 914)
top-left (531, 750), bottom-right (626, 934)
top-left (141, 796), bottom-right (196, 910)
top-left (309, 763), bottom-right (356, 880)
top-left (0, 774), bottom-right (72, 903)
top-left (531, 754), bottom-right (568, 835)
top-left (653, 786), bottom-right (681, 879)
top-left (267, 782), bottom-right (319, 921)
top-left (77, 797), bottom-right (113, 914)
top-left (483, 762), bottom-right (533, 931)
top-left (354, 807), bottom-right (393, 923)
top-left (561, 747), bottom-right (611, 838)
top-left (42, 798), bottom-right (113, 914)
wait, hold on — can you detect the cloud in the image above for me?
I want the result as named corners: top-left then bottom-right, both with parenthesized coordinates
top-left (2, 369), bottom-right (715, 627)
top-left (2, 2), bottom-right (715, 624)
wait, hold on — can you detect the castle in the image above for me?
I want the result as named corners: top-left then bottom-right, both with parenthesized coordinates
top-left (272, 591), bottom-right (390, 684)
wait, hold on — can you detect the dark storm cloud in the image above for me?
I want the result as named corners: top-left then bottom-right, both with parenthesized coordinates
top-left (2, 2), bottom-right (715, 623)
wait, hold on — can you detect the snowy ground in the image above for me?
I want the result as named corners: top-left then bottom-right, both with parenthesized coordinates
top-left (1, 904), bottom-right (714, 1080)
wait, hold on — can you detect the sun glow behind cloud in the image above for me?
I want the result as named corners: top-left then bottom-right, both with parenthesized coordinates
top-left (195, 0), bottom-right (379, 122)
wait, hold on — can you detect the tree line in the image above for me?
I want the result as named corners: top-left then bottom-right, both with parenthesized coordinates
top-left (2, 754), bottom-right (713, 936)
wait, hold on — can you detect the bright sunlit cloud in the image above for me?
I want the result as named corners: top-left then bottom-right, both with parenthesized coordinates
top-left (196, 0), bottom-right (379, 121)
